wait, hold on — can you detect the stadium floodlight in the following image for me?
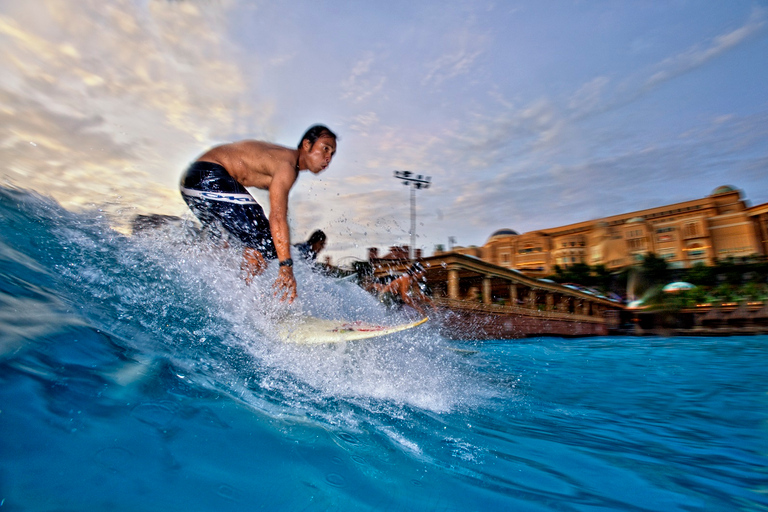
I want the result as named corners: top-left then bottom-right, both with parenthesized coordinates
top-left (393, 171), bottom-right (431, 260)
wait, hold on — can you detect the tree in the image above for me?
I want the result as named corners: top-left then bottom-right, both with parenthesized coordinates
top-left (715, 257), bottom-right (743, 286)
top-left (568, 263), bottom-right (592, 285)
top-left (592, 264), bottom-right (611, 291)
top-left (685, 262), bottom-right (713, 285)
top-left (641, 253), bottom-right (669, 285)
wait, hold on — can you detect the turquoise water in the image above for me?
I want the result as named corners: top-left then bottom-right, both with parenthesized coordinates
top-left (1, 186), bottom-right (767, 511)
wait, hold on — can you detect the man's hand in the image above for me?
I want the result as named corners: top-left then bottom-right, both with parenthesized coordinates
top-left (242, 248), bottom-right (267, 285)
top-left (273, 265), bottom-right (297, 303)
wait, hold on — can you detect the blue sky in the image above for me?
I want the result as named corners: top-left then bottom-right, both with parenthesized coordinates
top-left (1, 1), bottom-right (767, 263)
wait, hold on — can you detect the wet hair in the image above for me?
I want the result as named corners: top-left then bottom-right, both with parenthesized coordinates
top-left (307, 229), bottom-right (326, 245)
top-left (298, 125), bottom-right (338, 149)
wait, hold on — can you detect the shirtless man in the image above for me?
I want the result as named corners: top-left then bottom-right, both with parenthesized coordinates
top-left (367, 263), bottom-right (432, 316)
top-left (179, 125), bottom-right (337, 302)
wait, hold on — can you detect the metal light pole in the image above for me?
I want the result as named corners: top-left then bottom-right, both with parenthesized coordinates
top-left (393, 170), bottom-right (431, 260)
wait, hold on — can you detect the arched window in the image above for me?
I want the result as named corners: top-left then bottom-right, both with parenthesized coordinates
top-left (688, 243), bottom-right (705, 258)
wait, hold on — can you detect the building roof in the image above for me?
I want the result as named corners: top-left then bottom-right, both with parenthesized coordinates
top-left (711, 185), bottom-right (737, 196)
top-left (488, 228), bottom-right (519, 240)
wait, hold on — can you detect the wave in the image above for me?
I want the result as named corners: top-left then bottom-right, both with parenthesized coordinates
top-left (0, 186), bottom-right (495, 435)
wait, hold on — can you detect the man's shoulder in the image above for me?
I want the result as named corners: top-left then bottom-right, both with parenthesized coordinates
top-left (234, 141), bottom-right (297, 173)
top-left (230, 139), bottom-right (276, 151)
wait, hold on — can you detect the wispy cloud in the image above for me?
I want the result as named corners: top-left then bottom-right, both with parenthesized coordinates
top-left (421, 5), bottom-right (768, 177)
top-left (341, 53), bottom-right (386, 104)
top-left (348, 111), bottom-right (380, 137)
top-left (642, 6), bottom-right (767, 92)
top-left (422, 47), bottom-right (483, 87)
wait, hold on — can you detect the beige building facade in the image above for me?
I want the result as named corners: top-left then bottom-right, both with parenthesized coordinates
top-left (446, 186), bottom-right (767, 275)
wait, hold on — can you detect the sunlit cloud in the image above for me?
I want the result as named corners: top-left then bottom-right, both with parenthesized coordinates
top-left (0, 0), bottom-right (263, 223)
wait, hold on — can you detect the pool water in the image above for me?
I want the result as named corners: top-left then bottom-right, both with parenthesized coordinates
top-left (1, 187), bottom-right (767, 511)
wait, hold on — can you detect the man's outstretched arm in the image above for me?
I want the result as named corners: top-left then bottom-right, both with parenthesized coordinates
top-left (269, 168), bottom-right (298, 302)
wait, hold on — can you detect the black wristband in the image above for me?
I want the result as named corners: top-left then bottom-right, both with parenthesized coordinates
top-left (279, 258), bottom-right (293, 267)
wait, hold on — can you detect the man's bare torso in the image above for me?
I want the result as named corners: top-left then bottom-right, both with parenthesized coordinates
top-left (196, 140), bottom-right (299, 190)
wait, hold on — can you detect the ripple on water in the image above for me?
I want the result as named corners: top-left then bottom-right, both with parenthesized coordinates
top-left (130, 401), bottom-right (179, 429)
top-left (335, 431), bottom-right (361, 445)
top-left (216, 483), bottom-right (243, 502)
top-left (278, 418), bottom-right (321, 444)
top-left (325, 473), bottom-right (346, 488)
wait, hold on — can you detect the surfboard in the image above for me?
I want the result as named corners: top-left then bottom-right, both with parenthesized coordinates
top-left (277, 316), bottom-right (428, 344)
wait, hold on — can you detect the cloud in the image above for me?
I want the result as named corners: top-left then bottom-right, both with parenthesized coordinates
top-left (407, 5), bottom-right (768, 184)
top-left (643, 7), bottom-right (767, 92)
top-left (1, 1), bottom-right (765, 264)
top-left (290, 185), bottom-right (408, 256)
top-left (442, 106), bottom-right (768, 241)
top-left (0, 0), bottom-right (270, 223)
top-left (570, 7), bottom-right (768, 121)
top-left (341, 52), bottom-right (386, 104)
top-left (422, 47), bottom-right (483, 87)
top-left (420, 22), bottom-right (486, 88)
top-left (568, 76), bottom-right (611, 116)
top-left (441, 96), bottom-right (563, 171)
top-left (348, 111), bottom-right (380, 137)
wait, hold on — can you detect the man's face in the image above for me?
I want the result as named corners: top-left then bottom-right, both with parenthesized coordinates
top-left (305, 135), bottom-right (337, 174)
top-left (312, 239), bottom-right (326, 253)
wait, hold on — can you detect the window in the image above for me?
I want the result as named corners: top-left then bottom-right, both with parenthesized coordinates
top-left (658, 248), bottom-right (676, 261)
top-left (657, 234), bottom-right (674, 242)
top-left (683, 222), bottom-right (699, 238)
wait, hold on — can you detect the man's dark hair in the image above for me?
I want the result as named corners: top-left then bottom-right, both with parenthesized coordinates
top-left (298, 125), bottom-right (337, 149)
top-left (307, 230), bottom-right (326, 245)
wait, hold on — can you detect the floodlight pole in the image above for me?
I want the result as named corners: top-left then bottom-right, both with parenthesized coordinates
top-left (393, 170), bottom-right (431, 260)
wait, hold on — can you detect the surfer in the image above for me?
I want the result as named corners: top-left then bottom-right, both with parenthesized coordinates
top-left (179, 125), bottom-right (338, 303)
top-left (294, 229), bottom-right (327, 262)
top-left (366, 262), bottom-right (432, 316)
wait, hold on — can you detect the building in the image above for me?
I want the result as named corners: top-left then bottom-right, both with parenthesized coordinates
top-left (445, 185), bottom-right (767, 276)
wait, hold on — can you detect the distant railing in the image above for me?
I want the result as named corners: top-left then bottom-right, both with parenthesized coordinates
top-left (432, 297), bottom-right (605, 324)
